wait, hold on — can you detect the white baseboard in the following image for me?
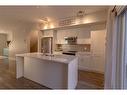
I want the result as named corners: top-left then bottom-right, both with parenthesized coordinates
top-left (78, 66), bottom-right (104, 74)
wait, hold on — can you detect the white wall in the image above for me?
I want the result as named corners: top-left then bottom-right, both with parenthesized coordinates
top-left (0, 19), bottom-right (40, 59)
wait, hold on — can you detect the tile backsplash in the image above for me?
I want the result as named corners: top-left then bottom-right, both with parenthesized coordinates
top-left (55, 44), bottom-right (91, 52)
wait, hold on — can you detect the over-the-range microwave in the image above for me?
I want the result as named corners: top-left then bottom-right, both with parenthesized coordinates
top-left (64, 37), bottom-right (77, 44)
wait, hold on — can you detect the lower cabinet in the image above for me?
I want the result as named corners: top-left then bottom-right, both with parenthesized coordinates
top-left (76, 52), bottom-right (104, 73)
top-left (76, 53), bottom-right (91, 71)
top-left (92, 55), bottom-right (105, 73)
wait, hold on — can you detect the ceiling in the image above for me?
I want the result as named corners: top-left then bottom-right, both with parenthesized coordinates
top-left (0, 6), bottom-right (109, 23)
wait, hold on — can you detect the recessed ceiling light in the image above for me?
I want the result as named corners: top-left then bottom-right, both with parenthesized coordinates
top-left (36, 6), bottom-right (40, 8)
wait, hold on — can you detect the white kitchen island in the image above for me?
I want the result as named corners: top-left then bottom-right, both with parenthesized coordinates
top-left (16, 53), bottom-right (78, 89)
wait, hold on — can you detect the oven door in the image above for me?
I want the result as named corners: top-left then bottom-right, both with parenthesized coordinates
top-left (62, 52), bottom-right (76, 56)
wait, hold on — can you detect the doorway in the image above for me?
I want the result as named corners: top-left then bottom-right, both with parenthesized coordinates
top-left (30, 31), bottom-right (38, 53)
top-left (0, 34), bottom-right (8, 59)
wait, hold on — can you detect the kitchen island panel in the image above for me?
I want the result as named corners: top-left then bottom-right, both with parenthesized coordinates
top-left (24, 57), bottom-right (68, 89)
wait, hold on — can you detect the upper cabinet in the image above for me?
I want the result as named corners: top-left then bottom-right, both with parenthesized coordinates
top-left (41, 22), bottom-right (106, 45)
top-left (56, 27), bottom-right (91, 44)
top-left (91, 30), bottom-right (106, 55)
top-left (41, 23), bottom-right (106, 45)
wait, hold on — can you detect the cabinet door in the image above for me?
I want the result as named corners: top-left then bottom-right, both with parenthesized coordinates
top-left (83, 55), bottom-right (91, 69)
top-left (78, 55), bottom-right (84, 67)
top-left (77, 53), bottom-right (91, 70)
top-left (91, 30), bottom-right (106, 56)
top-left (57, 31), bottom-right (66, 44)
top-left (91, 30), bottom-right (106, 73)
top-left (24, 57), bottom-right (32, 78)
top-left (91, 55), bottom-right (105, 72)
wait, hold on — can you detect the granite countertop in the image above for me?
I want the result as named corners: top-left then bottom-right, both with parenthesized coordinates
top-left (16, 53), bottom-right (77, 64)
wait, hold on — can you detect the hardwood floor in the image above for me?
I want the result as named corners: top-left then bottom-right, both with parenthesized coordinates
top-left (0, 58), bottom-right (104, 89)
top-left (78, 70), bottom-right (104, 89)
top-left (0, 58), bottom-right (49, 89)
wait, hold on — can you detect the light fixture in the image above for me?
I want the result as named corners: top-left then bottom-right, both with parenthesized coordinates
top-left (77, 11), bottom-right (85, 18)
top-left (40, 17), bottom-right (55, 29)
top-left (40, 17), bottom-right (50, 24)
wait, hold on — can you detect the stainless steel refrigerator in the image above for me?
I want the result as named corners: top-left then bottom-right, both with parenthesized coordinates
top-left (41, 37), bottom-right (53, 54)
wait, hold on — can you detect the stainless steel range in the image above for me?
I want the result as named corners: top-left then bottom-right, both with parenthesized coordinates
top-left (62, 51), bottom-right (77, 56)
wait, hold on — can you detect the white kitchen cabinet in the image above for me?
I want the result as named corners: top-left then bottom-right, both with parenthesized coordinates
top-left (56, 27), bottom-right (90, 44)
top-left (76, 52), bottom-right (92, 71)
top-left (91, 30), bottom-right (106, 57)
top-left (77, 38), bottom-right (91, 44)
top-left (90, 30), bottom-right (106, 73)
top-left (76, 52), bottom-right (104, 73)
top-left (91, 55), bottom-right (105, 72)
top-left (76, 29), bottom-right (106, 73)
top-left (56, 30), bottom-right (66, 44)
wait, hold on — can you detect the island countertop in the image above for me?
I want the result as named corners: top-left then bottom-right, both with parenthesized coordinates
top-left (16, 52), bottom-right (78, 89)
top-left (16, 53), bottom-right (77, 64)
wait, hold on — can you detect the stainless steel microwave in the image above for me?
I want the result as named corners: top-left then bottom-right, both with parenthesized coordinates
top-left (64, 37), bottom-right (77, 44)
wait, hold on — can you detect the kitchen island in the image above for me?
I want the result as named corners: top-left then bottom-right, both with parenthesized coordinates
top-left (16, 53), bottom-right (78, 89)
